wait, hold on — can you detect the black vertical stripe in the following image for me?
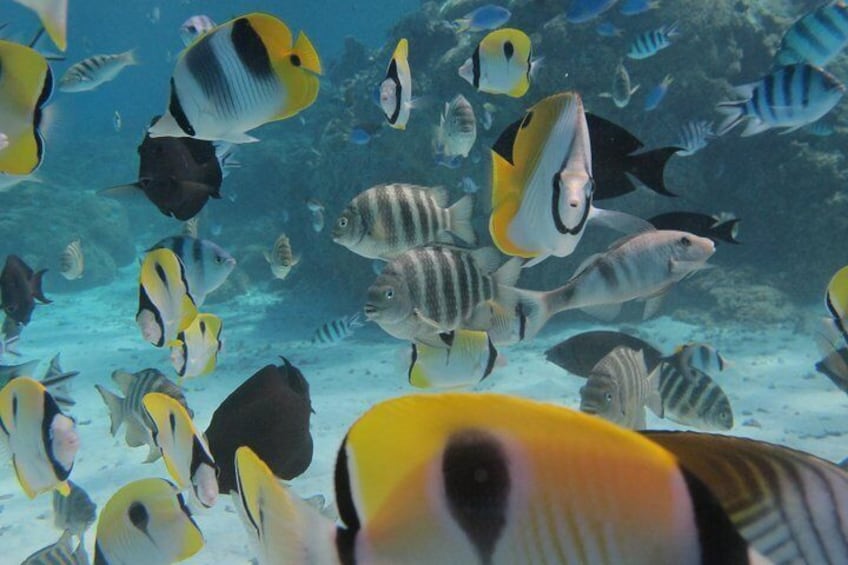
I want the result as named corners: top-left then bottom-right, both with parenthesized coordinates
top-left (231, 18), bottom-right (274, 79)
top-left (398, 190), bottom-right (416, 246)
top-left (168, 78), bottom-right (195, 136)
top-left (471, 46), bottom-right (481, 89)
top-left (438, 250), bottom-right (458, 325)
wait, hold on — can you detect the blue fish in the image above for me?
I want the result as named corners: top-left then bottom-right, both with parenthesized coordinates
top-left (675, 120), bottom-right (714, 156)
top-left (435, 152), bottom-right (462, 169)
top-left (349, 128), bottom-right (371, 145)
top-left (595, 21), bottom-right (623, 37)
top-left (644, 74), bottom-right (673, 111)
top-left (451, 4), bottom-right (511, 32)
top-left (774, 0), bottom-right (848, 67)
top-left (566, 0), bottom-right (619, 24)
top-left (620, 0), bottom-right (660, 16)
top-left (626, 22), bottom-right (680, 59)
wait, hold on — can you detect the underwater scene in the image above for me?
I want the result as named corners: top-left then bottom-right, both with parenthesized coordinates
top-left (1, 0), bottom-right (848, 563)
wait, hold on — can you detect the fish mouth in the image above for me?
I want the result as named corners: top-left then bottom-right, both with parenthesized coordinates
top-left (363, 304), bottom-right (378, 318)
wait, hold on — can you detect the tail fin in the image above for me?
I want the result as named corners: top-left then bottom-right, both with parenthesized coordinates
top-left (711, 218), bottom-right (741, 244)
top-left (447, 194), bottom-right (477, 246)
top-left (30, 269), bottom-right (51, 304)
top-left (716, 102), bottom-right (745, 136)
top-left (42, 354), bottom-right (78, 408)
top-left (94, 385), bottom-right (124, 436)
top-left (624, 147), bottom-right (680, 197)
top-left (488, 289), bottom-right (557, 344)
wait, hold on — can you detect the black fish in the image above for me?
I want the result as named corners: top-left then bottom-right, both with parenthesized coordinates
top-left (586, 113), bottom-right (681, 200)
top-left (205, 357), bottom-right (313, 493)
top-left (99, 116), bottom-right (223, 221)
top-left (649, 212), bottom-right (741, 244)
top-left (544, 330), bottom-right (663, 376)
top-left (0, 255), bottom-right (51, 326)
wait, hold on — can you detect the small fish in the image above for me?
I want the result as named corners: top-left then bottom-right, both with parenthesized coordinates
top-left (305, 197), bottom-right (324, 214)
top-left (95, 367), bottom-right (192, 462)
top-left (311, 209), bottom-right (325, 233)
top-left (815, 324), bottom-right (848, 395)
top-left (825, 265), bottom-right (848, 348)
top-left (434, 94), bottom-right (477, 161)
top-left (643, 74), bottom-right (673, 111)
top-left (113, 110), bottom-right (121, 132)
top-left (0, 254), bottom-right (51, 326)
top-left (41, 353), bottom-right (78, 409)
top-left (21, 530), bottom-right (87, 565)
top-left (311, 312), bottom-right (364, 345)
top-left (595, 21), bottom-right (623, 37)
top-left (408, 329), bottom-right (502, 389)
top-left (626, 22), bottom-right (680, 60)
top-left (579, 346), bottom-right (662, 429)
top-left (673, 342), bottom-right (728, 374)
top-left (675, 120), bottom-right (714, 156)
top-left (53, 480), bottom-right (96, 541)
top-left (264, 233), bottom-right (299, 280)
top-left (182, 217), bottom-right (200, 238)
top-left (717, 64), bottom-right (845, 136)
top-left (149, 14), bottom-right (321, 143)
top-left (620, 0), bottom-right (660, 16)
top-left (149, 236), bottom-right (236, 306)
top-left (458, 28), bottom-right (539, 97)
top-left (774, 1), bottom-right (848, 67)
top-left (481, 101), bottom-right (497, 130)
top-left (0, 377), bottom-right (78, 498)
top-left (59, 50), bottom-right (138, 93)
top-left (148, 6), bottom-right (160, 24)
top-left (348, 127), bottom-right (372, 145)
top-left (655, 361), bottom-right (734, 431)
top-left (566, 0), bottom-right (618, 23)
top-left (11, 0), bottom-right (67, 51)
top-left (170, 313), bottom-right (223, 379)
top-left (179, 15), bottom-right (216, 46)
top-left (379, 38), bottom-right (413, 129)
top-left (451, 4), bottom-right (512, 32)
top-left (458, 176), bottom-right (480, 194)
top-left (599, 61), bottom-right (639, 108)
top-left (59, 239), bottom-right (84, 280)
top-left (143, 392), bottom-right (219, 508)
top-left (333, 183), bottom-right (476, 260)
top-left (94, 478), bottom-right (204, 564)
top-left (136, 248), bottom-right (198, 347)
top-left (648, 211), bottom-right (741, 244)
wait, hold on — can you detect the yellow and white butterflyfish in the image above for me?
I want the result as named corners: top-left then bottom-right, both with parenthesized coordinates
top-left (169, 313), bottom-right (223, 379)
top-left (379, 38), bottom-right (413, 129)
top-left (148, 12), bottom-right (322, 143)
top-left (136, 248), bottom-right (198, 348)
top-left (458, 28), bottom-right (537, 97)
top-left (408, 329), bottom-right (502, 389)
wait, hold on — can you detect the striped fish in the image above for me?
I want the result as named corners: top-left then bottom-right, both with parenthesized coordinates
top-left (599, 61), bottom-right (639, 108)
top-left (675, 120), bottom-right (714, 156)
top-left (656, 360), bottom-right (733, 431)
top-left (626, 22), bottom-right (680, 59)
top-left (434, 94), bottom-right (477, 161)
top-left (379, 38), bottom-right (413, 129)
top-left (311, 312), bottom-right (364, 345)
top-left (264, 233), bottom-right (299, 280)
top-left (53, 480), bottom-right (96, 541)
top-left (332, 184), bottom-right (476, 260)
top-left (150, 235), bottom-right (235, 305)
top-left (58, 50), bottom-right (137, 93)
top-left (579, 346), bottom-right (662, 429)
top-left (21, 530), bottom-right (88, 565)
top-left (59, 239), bottom-right (83, 280)
top-left (646, 431), bottom-right (848, 565)
top-left (674, 342), bottom-right (728, 374)
top-left (774, 0), bottom-right (848, 67)
top-left (364, 246), bottom-right (522, 345)
top-left (94, 368), bottom-right (191, 462)
top-left (717, 64), bottom-right (845, 136)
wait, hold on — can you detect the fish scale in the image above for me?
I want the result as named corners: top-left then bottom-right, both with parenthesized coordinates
top-left (775, 1), bottom-right (848, 67)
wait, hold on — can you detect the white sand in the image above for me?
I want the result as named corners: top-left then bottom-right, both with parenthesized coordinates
top-left (2, 264), bottom-right (846, 563)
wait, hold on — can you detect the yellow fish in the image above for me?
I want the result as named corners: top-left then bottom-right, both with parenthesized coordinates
top-left (458, 28), bottom-right (537, 97)
top-left (169, 313), bottom-right (222, 378)
top-left (379, 38), bottom-right (413, 129)
top-left (136, 248), bottom-right (198, 347)
top-left (408, 330), bottom-right (502, 389)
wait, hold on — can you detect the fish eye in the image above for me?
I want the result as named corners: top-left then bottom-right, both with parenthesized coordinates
top-left (215, 256), bottom-right (225, 264)
top-left (385, 288), bottom-right (394, 300)
top-left (338, 217), bottom-right (348, 228)
top-left (290, 54), bottom-right (301, 67)
top-left (680, 236), bottom-right (691, 247)
top-left (605, 392), bottom-right (613, 402)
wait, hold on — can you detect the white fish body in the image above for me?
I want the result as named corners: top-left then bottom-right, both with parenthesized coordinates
top-left (435, 94), bottom-right (477, 158)
top-left (59, 50), bottom-right (138, 92)
top-left (380, 38), bottom-right (412, 129)
top-left (59, 238), bottom-right (84, 280)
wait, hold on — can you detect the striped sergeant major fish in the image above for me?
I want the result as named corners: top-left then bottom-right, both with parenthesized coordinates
top-left (717, 63), bottom-right (845, 136)
top-left (311, 312), bottom-right (364, 345)
top-left (626, 22), bottom-right (680, 60)
top-left (53, 480), bottom-right (97, 542)
top-left (58, 50), bottom-right (138, 93)
top-left (21, 530), bottom-right (88, 565)
top-left (675, 120), bottom-right (715, 156)
top-left (655, 360), bottom-right (734, 431)
top-left (774, 0), bottom-right (848, 68)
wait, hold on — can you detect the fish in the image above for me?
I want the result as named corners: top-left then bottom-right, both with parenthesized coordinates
top-left (481, 101), bottom-right (496, 130)
top-left (579, 346), bottom-right (662, 429)
top-left (11, 0), bottom-right (67, 51)
top-left (143, 392), bottom-right (218, 508)
top-left (458, 176), bottom-right (480, 194)
top-left (311, 312), bottom-right (364, 345)
top-left (53, 480), bottom-right (97, 542)
top-left (113, 110), bottom-right (121, 132)
top-left (599, 61), bottom-right (639, 108)
top-left (59, 239), bottom-right (84, 280)
top-left (645, 431), bottom-right (848, 564)
top-left (21, 530), bottom-right (87, 565)
top-left (379, 38), bottom-right (413, 129)
top-left (332, 183), bottom-right (476, 260)
top-left (58, 50), bottom-right (138, 93)
top-left (458, 28), bottom-right (538, 97)
top-left (489, 92), bottom-right (653, 267)
top-left (566, 0), bottom-right (618, 23)
top-left (311, 209), bottom-right (325, 232)
top-left (626, 22), bottom-right (680, 59)
top-left (774, 0), bottom-right (848, 68)
top-left (148, 13), bottom-right (322, 143)
top-left (204, 357), bottom-right (313, 493)
top-left (451, 4), bottom-right (511, 32)
top-left (0, 377), bottom-right (78, 498)
top-left (595, 21), bottom-right (623, 37)
top-left (264, 233), bottom-right (299, 280)
top-left (233, 392), bottom-right (770, 564)
top-left (655, 360), bottom-right (734, 431)
top-left (149, 235), bottom-right (236, 305)
top-left (545, 330), bottom-right (665, 376)
top-left (0, 40), bottom-right (53, 176)
top-left (95, 367), bottom-right (192, 462)
top-left (0, 359), bottom-right (40, 389)
top-left (169, 313), bottom-right (223, 379)
top-left (643, 74), bottom-right (673, 111)
top-left (408, 329), bottom-right (502, 389)
top-left (620, 0), bottom-right (660, 16)
top-left (814, 326), bottom-right (848, 394)
top-left (182, 217), bottom-right (200, 238)
top-left (648, 211), bottom-right (741, 244)
top-left (825, 265), bottom-right (848, 346)
top-left (306, 197), bottom-right (324, 214)
top-left (179, 15), bottom-right (217, 46)
top-left (99, 117), bottom-right (224, 221)
top-left (364, 246), bottom-right (525, 346)
top-left (348, 127), bottom-right (371, 145)
top-left (717, 64), bottom-right (846, 136)
top-left (674, 343), bottom-right (729, 374)
top-left (434, 94), bottom-right (477, 161)
top-left (136, 248), bottom-right (198, 347)
top-left (675, 119), bottom-right (714, 156)
top-left (40, 353), bottom-right (78, 409)
top-left (0, 254), bottom-right (51, 327)
top-left (93, 478), bottom-right (204, 564)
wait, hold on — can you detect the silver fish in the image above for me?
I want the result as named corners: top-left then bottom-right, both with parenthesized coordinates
top-left (311, 312), bottom-right (364, 345)
top-left (264, 234), bottom-right (299, 280)
top-left (21, 530), bottom-right (88, 565)
top-left (53, 480), bottom-right (97, 541)
top-left (332, 184), bottom-right (476, 260)
top-left (59, 50), bottom-right (138, 93)
top-left (676, 120), bottom-right (714, 156)
top-left (656, 360), bottom-right (734, 431)
top-left (149, 235), bottom-right (236, 305)
top-left (600, 61), bottom-right (639, 108)
top-left (774, 1), bottom-right (848, 67)
top-left (673, 343), bottom-right (728, 374)
top-left (59, 239), bottom-right (84, 280)
top-left (434, 94), bottom-right (477, 159)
